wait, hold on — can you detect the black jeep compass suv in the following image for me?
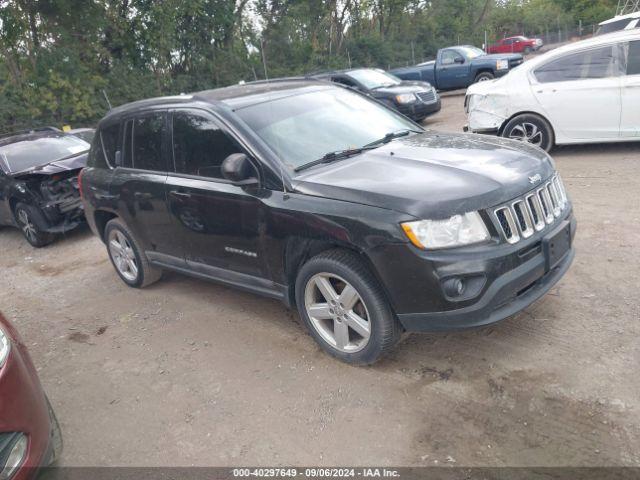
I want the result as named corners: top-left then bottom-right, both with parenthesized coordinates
top-left (80, 79), bottom-right (576, 364)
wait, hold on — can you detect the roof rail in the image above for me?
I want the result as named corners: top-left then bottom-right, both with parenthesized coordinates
top-left (242, 76), bottom-right (309, 86)
top-left (0, 126), bottom-right (61, 140)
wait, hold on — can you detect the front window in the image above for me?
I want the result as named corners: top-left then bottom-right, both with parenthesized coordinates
top-left (0, 134), bottom-right (89, 174)
top-left (344, 69), bottom-right (401, 89)
top-left (625, 40), bottom-right (640, 75)
top-left (235, 87), bottom-right (419, 171)
top-left (172, 112), bottom-right (243, 179)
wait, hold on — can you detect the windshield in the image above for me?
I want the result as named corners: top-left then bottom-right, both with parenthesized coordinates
top-left (0, 134), bottom-right (90, 173)
top-left (236, 87), bottom-right (420, 170)
top-left (345, 69), bottom-right (401, 89)
top-left (458, 46), bottom-right (485, 59)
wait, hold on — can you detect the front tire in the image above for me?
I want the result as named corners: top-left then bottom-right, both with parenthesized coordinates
top-left (295, 249), bottom-right (401, 365)
top-left (474, 71), bottom-right (495, 82)
top-left (104, 218), bottom-right (162, 288)
top-left (501, 113), bottom-right (555, 152)
top-left (523, 46), bottom-right (532, 55)
top-left (14, 203), bottom-right (55, 248)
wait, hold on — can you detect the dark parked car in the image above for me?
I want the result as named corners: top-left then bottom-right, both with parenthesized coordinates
top-left (0, 312), bottom-right (62, 479)
top-left (68, 128), bottom-right (95, 143)
top-left (81, 79), bottom-right (575, 364)
top-left (0, 130), bottom-right (88, 247)
top-left (391, 45), bottom-right (523, 89)
top-left (312, 68), bottom-right (441, 122)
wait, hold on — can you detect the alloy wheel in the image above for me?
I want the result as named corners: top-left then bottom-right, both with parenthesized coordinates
top-left (304, 273), bottom-right (371, 353)
top-left (108, 230), bottom-right (139, 282)
top-left (508, 122), bottom-right (543, 146)
top-left (17, 209), bottom-right (37, 243)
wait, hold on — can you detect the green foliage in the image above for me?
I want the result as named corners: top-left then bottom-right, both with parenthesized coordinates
top-left (0, 0), bottom-right (620, 130)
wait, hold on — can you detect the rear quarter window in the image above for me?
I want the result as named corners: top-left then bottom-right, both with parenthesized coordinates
top-left (88, 122), bottom-right (119, 168)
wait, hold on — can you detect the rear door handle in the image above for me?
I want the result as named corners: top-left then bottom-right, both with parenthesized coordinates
top-left (169, 190), bottom-right (192, 199)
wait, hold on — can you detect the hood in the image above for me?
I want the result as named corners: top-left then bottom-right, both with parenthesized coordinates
top-left (12, 152), bottom-right (88, 178)
top-left (373, 80), bottom-right (433, 95)
top-left (293, 132), bottom-right (555, 219)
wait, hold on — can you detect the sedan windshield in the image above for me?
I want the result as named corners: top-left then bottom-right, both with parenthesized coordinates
top-left (345, 69), bottom-right (401, 89)
top-left (235, 87), bottom-right (420, 171)
top-left (0, 134), bottom-right (90, 174)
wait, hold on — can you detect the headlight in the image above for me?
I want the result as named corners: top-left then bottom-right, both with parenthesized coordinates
top-left (395, 93), bottom-right (417, 104)
top-left (496, 59), bottom-right (509, 71)
top-left (1, 434), bottom-right (28, 480)
top-left (0, 327), bottom-right (9, 369)
top-left (401, 212), bottom-right (490, 250)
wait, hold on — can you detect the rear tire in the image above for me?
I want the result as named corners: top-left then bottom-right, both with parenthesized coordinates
top-left (474, 71), bottom-right (495, 82)
top-left (295, 249), bottom-right (401, 365)
top-left (501, 113), bottom-right (555, 152)
top-left (14, 203), bottom-right (55, 248)
top-left (104, 218), bottom-right (162, 288)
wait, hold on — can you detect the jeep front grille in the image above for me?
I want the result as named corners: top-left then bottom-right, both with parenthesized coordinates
top-left (493, 174), bottom-right (568, 244)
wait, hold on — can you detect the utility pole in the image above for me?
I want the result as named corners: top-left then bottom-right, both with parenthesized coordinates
top-left (260, 39), bottom-right (269, 80)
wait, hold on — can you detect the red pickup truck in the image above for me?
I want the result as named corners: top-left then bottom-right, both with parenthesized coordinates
top-left (487, 36), bottom-right (543, 55)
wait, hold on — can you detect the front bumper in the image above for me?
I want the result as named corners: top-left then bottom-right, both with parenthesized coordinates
top-left (369, 211), bottom-right (576, 332)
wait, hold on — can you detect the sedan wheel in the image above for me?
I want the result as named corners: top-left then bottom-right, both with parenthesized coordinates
top-left (501, 113), bottom-right (554, 152)
top-left (304, 273), bottom-right (371, 353)
top-left (17, 209), bottom-right (38, 244)
top-left (507, 122), bottom-right (544, 147)
top-left (14, 203), bottom-right (55, 248)
top-left (108, 230), bottom-right (139, 282)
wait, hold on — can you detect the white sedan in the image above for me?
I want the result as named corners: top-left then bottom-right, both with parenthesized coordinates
top-left (465, 29), bottom-right (640, 151)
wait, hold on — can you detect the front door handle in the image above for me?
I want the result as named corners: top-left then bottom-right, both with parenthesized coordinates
top-left (169, 190), bottom-right (192, 199)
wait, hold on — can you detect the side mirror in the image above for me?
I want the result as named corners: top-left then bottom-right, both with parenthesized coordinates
top-left (221, 153), bottom-right (259, 186)
top-left (454, 57), bottom-right (465, 64)
top-left (114, 150), bottom-right (122, 167)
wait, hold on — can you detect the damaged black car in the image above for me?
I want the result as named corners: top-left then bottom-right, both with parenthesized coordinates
top-left (0, 130), bottom-right (88, 247)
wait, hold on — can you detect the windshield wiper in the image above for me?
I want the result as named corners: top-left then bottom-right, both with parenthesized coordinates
top-left (294, 130), bottom-right (422, 173)
top-left (363, 129), bottom-right (420, 148)
top-left (294, 147), bottom-right (369, 172)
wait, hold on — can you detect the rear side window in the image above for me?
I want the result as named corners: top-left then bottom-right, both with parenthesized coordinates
top-left (441, 50), bottom-right (462, 65)
top-left (132, 114), bottom-right (166, 172)
top-left (627, 41), bottom-right (640, 75)
top-left (171, 112), bottom-right (244, 180)
top-left (535, 46), bottom-right (618, 83)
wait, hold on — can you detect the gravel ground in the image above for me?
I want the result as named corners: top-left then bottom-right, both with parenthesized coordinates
top-left (2, 93), bottom-right (639, 467)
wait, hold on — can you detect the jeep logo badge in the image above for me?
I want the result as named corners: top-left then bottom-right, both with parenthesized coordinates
top-left (529, 174), bottom-right (542, 185)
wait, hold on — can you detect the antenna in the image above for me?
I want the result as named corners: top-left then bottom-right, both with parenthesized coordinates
top-left (102, 90), bottom-right (113, 110)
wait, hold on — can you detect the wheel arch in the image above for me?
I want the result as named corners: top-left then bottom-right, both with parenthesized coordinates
top-left (474, 68), bottom-right (495, 79)
top-left (282, 237), bottom-right (395, 314)
top-left (94, 209), bottom-right (118, 242)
